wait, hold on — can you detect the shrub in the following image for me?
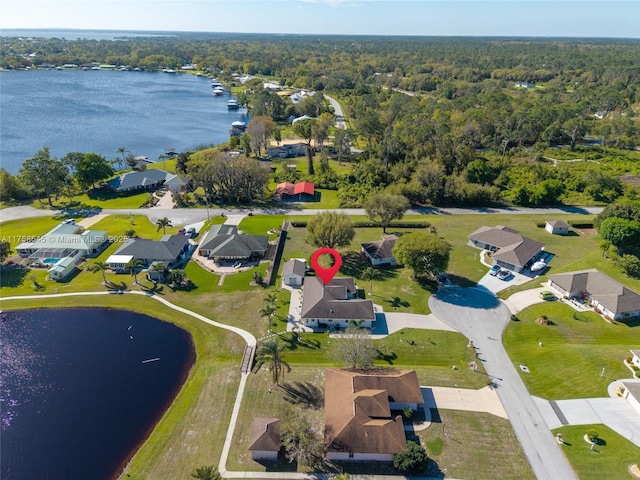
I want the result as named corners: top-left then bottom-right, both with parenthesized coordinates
top-left (587, 429), bottom-right (599, 443)
top-left (393, 441), bottom-right (429, 474)
top-left (403, 406), bottom-right (413, 419)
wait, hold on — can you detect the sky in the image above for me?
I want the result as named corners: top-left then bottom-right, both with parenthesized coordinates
top-left (1, 0), bottom-right (639, 38)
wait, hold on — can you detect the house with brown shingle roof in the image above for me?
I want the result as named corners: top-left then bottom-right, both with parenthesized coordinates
top-left (300, 276), bottom-right (375, 330)
top-left (361, 234), bottom-right (399, 266)
top-left (468, 225), bottom-right (545, 273)
top-left (248, 417), bottom-right (281, 460)
top-left (324, 368), bottom-right (423, 461)
top-left (548, 269), bottom-right (640, 320)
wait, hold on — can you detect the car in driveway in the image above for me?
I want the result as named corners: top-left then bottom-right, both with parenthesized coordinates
top-left (489, 265), bottom-right (501, 276)
top-left (497, 269), bottom-right (511, 280)
top-left (539, 290), bottom-right (555, 300)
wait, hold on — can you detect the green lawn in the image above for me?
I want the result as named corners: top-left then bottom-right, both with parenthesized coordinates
top-left (553, 424), bottom-right (640, 480)
top-left (503, 301), bottom-right (639, 399)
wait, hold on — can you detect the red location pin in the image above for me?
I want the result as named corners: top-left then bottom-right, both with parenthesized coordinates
top-left (310, 247), bottom-right (342, 285)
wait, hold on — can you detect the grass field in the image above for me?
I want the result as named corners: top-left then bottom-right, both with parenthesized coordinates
top-left (503, 301), bottom-right (639, 399)
top-left (553, 424), bottom-right (640, 480)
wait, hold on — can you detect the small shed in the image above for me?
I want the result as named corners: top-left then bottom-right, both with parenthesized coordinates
top-left (282, 259), bottom-right (306, 286)
top-left (48, 257), bottom-right (76, 281)
top-left (545, 220), bottom-right (570, 235)
top-left (248, 417), bottom-right (281, 460)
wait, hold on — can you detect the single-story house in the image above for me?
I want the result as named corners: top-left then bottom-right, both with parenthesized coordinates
top-left (247, 417), bottom-right (281, 460)
top-left (282, 259), bottom-right (306, 286)
top-left (361, 234), bottom-right (399, 266)
top-left (631, 350), bottom-right (640, 369)
top-left (300, 276), bottom-right (375, 330)
top-left (548, 269), bottom-right (640, 320)
top-left (47, 257), bottom-right (76, 281)
top-left (291, 114), bottom-right (314, 124)
top-left (198, 224), bottom-right (269, 261)
top-left (289, 90), bottom-right (314, 104)
top-left (16, 223), bottom-right (109, 262)
top-left (164, 173), bottom-right (188, 193)
top-left (107, 169), bottom-right (173, 193)
top-left (468, 225), bottom-right (545, 273)
top-left (545, 220), bottom-right (570, 235)
top-left (325, 368), bottom-right (423, 461)
top-left (106, 235), bottom-right (190, 272)
top-left (275, 181), bottom-right (315, 201)
top-left (267, 143), bottom-right (307, 158)
top-left (619, 382), bottom-right (640, 416)
top-left (515, 82), bottom-right (535, 88)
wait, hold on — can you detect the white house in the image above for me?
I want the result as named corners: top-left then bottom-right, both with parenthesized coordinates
top-left (325, 368), bottom-right (423, 461)
top-left (545, 220), bottom-right (570, 235)
top-left (248, 417), bottom-right (281, 460)
top-left (282, 259), bottom-right (305, 286)
top-left (620, 382), bottom-right (640, 416)
top-left (47, 257), bottom-right (76, 281)
top-left (16, 223), bottom-right (109, 263)
top-left (300, 276), bottom-right (375, 330)
top-left (631, 350), bottom-right (640, 369)
top-left (548, 269), bottom-right (640, 321)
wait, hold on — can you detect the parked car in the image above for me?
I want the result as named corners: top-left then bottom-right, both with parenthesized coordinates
top-left (177, 228), bottom-right (186, 235)
top-left (63, 218), bottom-right (76, 225)
top-left (489, 265), bottom-right (501, 276)
top-left (497, 269), bottom-right (511, 280)
top-left (539, 290), bottom-right (555, 300)
top-left (186, 227), bottom-right (196, 237)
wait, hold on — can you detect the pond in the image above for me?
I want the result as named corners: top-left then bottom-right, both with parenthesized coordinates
top-left (0, 307), bottom-right (195, 480)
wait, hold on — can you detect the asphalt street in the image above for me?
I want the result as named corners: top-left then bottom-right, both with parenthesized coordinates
top-left (429, 286), bottom-right (578, 480)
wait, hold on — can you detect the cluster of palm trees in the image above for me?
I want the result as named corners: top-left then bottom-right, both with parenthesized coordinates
top-left (254, 290), bottom-right (292, 386)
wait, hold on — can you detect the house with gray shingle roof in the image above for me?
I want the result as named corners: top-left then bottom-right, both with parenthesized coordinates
top-left (107, 169), bottom-right (173, 193)
top-left (198, 224), bottom-right (268, 261)
top-left (548, 269), bottom-right (640, 320)
top-left (282, 259), bottom-right (306, 286)
top-left (106, 235), bottom-right (190, 272)
top-left (361, 234), bottom-right (399, 266)
top-left (468, 225), bottom-right (545, 273)
top-left (300, 276), bottom-right (375, 330)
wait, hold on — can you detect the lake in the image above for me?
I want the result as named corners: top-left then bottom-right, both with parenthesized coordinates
top-left (0, 69), bottom-right (249, 174)
top-left (0, 308), bottom-right (195, 480)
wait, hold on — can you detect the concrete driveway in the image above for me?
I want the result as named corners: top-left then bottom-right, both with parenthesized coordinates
top-left (429, 285), bottom-right (577, 480)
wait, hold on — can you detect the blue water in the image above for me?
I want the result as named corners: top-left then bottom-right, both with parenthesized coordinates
top-left (0, 69), bottom-right (249, 174)
top-left (0, 308), bottom-right (195, 480)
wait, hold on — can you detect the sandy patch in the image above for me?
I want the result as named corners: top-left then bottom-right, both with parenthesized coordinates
top-left (77, 214), bottom-right (109, 229)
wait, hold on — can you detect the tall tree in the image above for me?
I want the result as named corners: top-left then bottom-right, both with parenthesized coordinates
top-left (280, 407), bottom-right (324, 468)
top-left (312, 112), bottom-right (335, 151)
top-left (333, 128), bottom-right (353, 165)
top-left (293, 118), bottom-right (317, 175)
top-left (127, 258), bottom-right (145, 284)
top-left (0, 240), bottom-right (13, 262)
top-left (19, 147), bottom-right (69, 207)
top-left (252, 339), bottom-right (291, 386)
top-left (361, 266), bottom-right (379, 296)
top-left (156, 217), bottom-right (173, 234)
top-left (364, 193), bottom-right (410, 233)
top-left (115, 146), bottom-right (128, 171)
top-left (73, 153), bottom-right (114, 189)
top-left (247, 116), bottom-right (276, 156)
top-left (91, 261), bottom-right (109, 284)
top-left (392, 231), bottom-right (452, 280)
top-left (305, 211), bottom-right (355, 249)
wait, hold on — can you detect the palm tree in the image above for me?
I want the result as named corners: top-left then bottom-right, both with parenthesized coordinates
top-left (253, 339), bottom-right (291, 386)
top-left (127, 258), bottom-right (145, 284)
top-left (156, 217), bottom-right (172, 234)
top-left (92, 261), bottom-right (109, 284)
top-left (190, 465), bottom-right (221, 480)
top-left (116, 146), bottom-right (128, 171)
top-left (263, 290), bottom-right (279, 308)
top-left (361, 266), bottom-right (379, 296)
top-left (259, 304), bottom-right (276, 332)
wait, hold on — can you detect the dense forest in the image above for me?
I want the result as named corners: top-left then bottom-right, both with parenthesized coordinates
top-left (2, 33), bottom-right (640, 208)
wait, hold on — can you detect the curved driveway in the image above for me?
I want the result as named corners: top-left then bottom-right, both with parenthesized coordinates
top-left (429, 285), bottom-right (577, 480)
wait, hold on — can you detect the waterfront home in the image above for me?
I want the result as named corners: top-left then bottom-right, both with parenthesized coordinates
top-left (107, 169), bottom-right (174, 193)
top-left (548, 269), bottom-right (640, 320)
top-left (300, 276), bottom-right (375, 330)
top-left (324, 368), bottom-right (423, 461)
top-left (106, 235), bottom-right (190, 272)
top-left (47, 257), bottom-right (77, 282)
top-left (468, 225), bottom-right (545, 273)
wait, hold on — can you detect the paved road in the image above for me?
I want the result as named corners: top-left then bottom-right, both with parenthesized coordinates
top-left (324, 94), bottom-right (347, 129)
top-left (429, 286), bottom-right (578, 480)
top-left (0, 205), bottom-right (604, 225)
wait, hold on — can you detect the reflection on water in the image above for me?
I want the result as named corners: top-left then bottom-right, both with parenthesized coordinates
top-left (0, 308), bottom-right (194, 480)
